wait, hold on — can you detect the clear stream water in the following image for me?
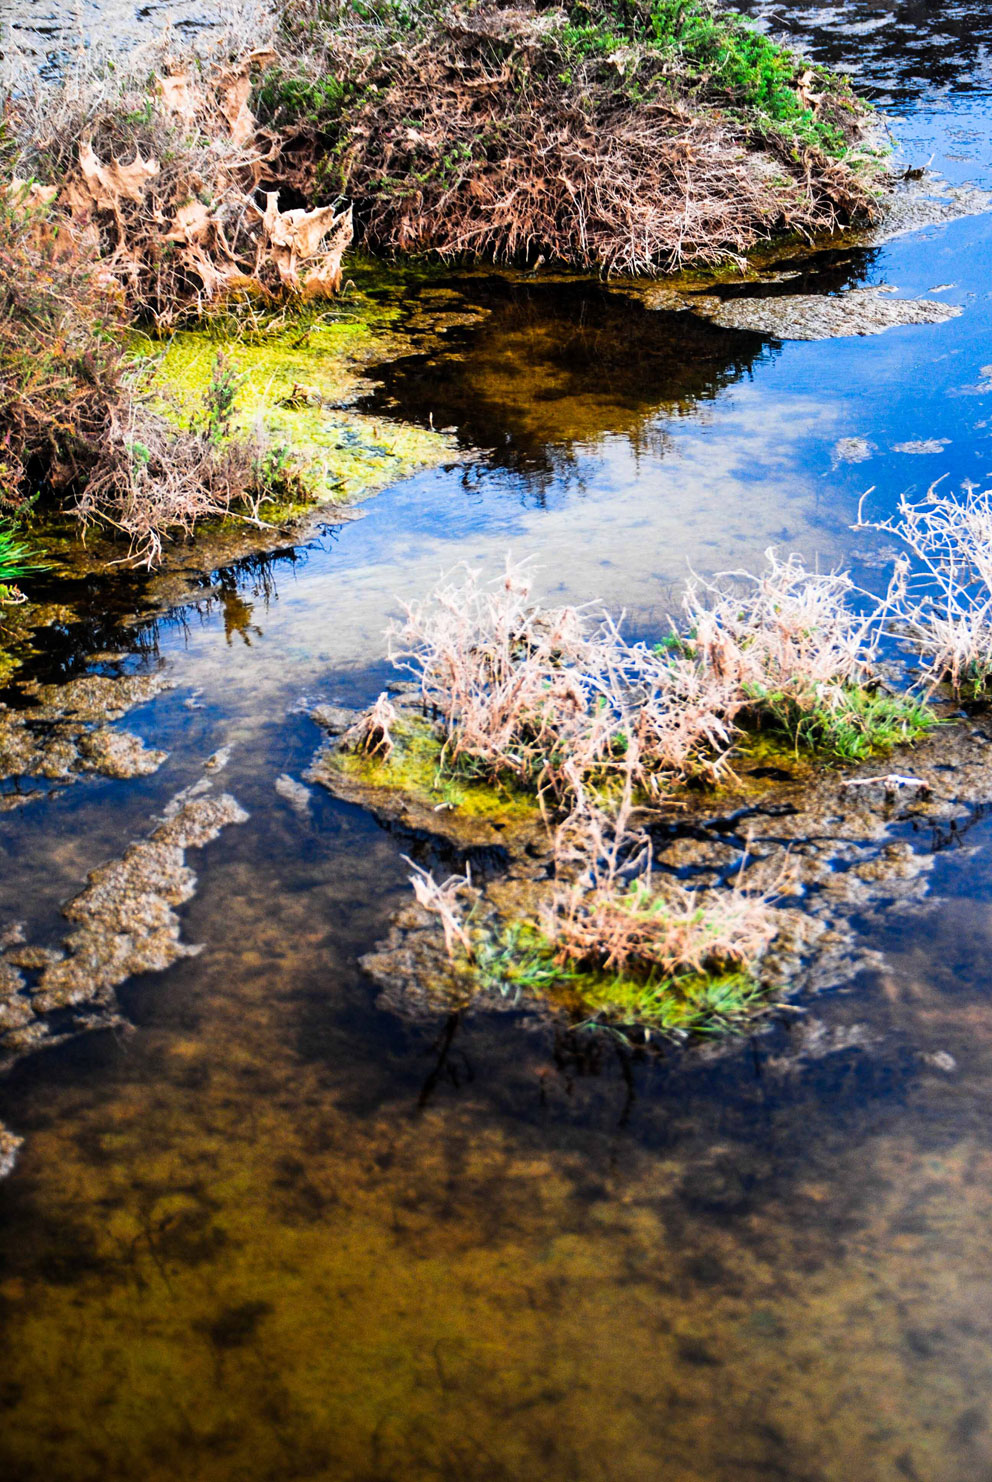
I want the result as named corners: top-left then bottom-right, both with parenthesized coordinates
top-left (3, 5), bottom-right (992, 1480)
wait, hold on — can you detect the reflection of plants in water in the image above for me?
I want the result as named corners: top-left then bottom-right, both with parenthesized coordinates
top-left (365, 265), bottom-right (877, 500)
top-left (152, 530), bottom-right (343, 650)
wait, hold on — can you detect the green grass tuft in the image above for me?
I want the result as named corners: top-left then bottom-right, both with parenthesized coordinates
top-left (0, 524), bottom-right (45, 603)
top-left (472, 920), bottom-right (769, 1038)
top-left (743, 683), bottom-right (937, 761)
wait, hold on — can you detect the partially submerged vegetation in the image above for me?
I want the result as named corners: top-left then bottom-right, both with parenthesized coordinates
top-left (315, 548), bottom-right (942, 1037)
top-left (874, 481), bottom-right (992, 695)
top-left (384, 553), bottom-right (931, 804)
top-left (406, 794), bottom-right (784, 1035)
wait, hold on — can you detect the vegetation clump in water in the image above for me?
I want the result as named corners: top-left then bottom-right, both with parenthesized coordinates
top-left (403, 791), bottom-right (784, 1037)
top-left (376, 553), bottom-right (934, 802)
top-left (870, 481), bottom-right (992, 695)
top-left (262, 0), bottom-right (886, 274)
top-left (315, 550), bottom-right (939, 1036)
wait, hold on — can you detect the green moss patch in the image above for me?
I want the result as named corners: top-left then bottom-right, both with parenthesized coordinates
top-left (739, 684), bottom-right (937, 762)
top-left (309, 712), bottom-right (550, 850)
top-left (132, 304), bottom-right (455, 506)
top-left (473, 920), bottom-right (768, 1038)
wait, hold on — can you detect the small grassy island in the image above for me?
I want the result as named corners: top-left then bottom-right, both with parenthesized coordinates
top-left (310, 552), bottom-right (948, 1041)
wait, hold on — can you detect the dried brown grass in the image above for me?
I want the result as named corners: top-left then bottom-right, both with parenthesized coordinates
top-left (272, 0), bottom-right (881, 274)
top-left (5, 32), bottom-right (352, 323)
top-left (389, 557), bottom-right (738, 804)
top-left (343, 691), bottom-right (399, 758)
top-left (404, 857), bottom-right (475, 956)
top-left (544, 794), bottom-right (780, 978)
top-left (0, 178), bottom-right (128, 512)
top-left (385, 549), bottom-right (904, 803)
top-left (867, 481), bottom-right (992, 692)
top-left (684, 546), bottom-right (888, 719)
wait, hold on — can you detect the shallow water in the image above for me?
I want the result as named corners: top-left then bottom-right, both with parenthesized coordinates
top-left (4, 4), bottom-right (992, 1479)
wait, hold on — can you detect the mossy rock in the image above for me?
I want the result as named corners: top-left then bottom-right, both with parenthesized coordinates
top-left (306, 708), bottom-right (551, 853)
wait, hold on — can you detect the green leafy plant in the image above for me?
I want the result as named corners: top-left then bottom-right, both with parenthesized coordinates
top-left (201, 352), bottom-right (246, 446)
top-left (0, 523), bottom-right (46, 604)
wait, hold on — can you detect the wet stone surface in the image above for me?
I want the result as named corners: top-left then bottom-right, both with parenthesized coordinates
top-left (689, 285), bottom-right (962, 340)
top-left (0, 767), bottom-right (248, 1131)
top-left (0, 671), bottom-right (172, 796)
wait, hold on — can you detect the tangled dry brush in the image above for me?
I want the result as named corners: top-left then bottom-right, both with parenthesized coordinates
top-left (270, 0), bottom-right (884, 274)
top-left (6, 36), bottom-right (352, 322)
top-left (347, 550), bottom-right (927, 1012)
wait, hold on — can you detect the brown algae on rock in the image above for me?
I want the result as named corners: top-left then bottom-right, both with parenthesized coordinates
top-left (0, 775), bottom-right (249, 1169)
top-left (0, 671), bottom-right (171, 790)
top-left (30, 789), bottom-right (250, 1014)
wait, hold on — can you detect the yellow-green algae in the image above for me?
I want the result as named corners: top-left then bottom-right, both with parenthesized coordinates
top-left (131, 297), bottom-right (455, 506)
top-left (311, 713), bottom-right (548, 850)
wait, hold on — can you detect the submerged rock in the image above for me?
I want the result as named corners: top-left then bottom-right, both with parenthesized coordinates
top-left (688, 286), bottom-right (962, 341)
top-left (0, 669), bottom-right (171, 793)
top-left (275, 774), bottom-right (312, 815)
top-left (0, 771), bottom-right (249, 1172)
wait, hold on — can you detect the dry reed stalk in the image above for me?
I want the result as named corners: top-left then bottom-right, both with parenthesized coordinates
top-left (389, 557), bottom-right (740, 801)
top-left (866, 481), bottom-right (992, 691)
top-left (684, 547), bottom-right (889, 716)
top-left (343, 692), bottom-right (398, 759)
top-left (404, 857), bottom-right (475, 957)
top-left (544, 789), bottom-right (779, 978)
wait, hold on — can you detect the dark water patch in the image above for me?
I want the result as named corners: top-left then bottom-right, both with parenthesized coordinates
top-left (739, 0), bottom-right (992, 104)
top-left (362, 275), bottom-right (786, 484)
